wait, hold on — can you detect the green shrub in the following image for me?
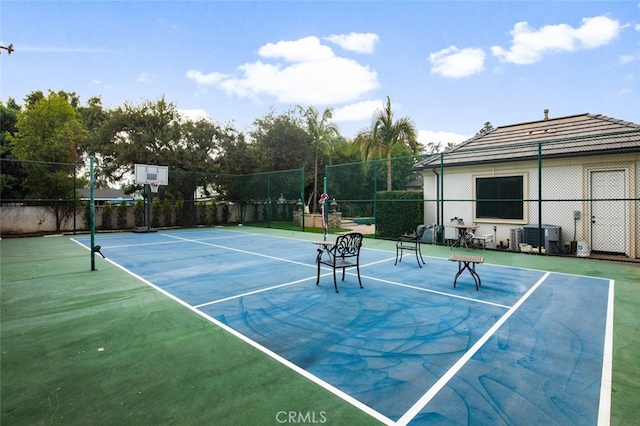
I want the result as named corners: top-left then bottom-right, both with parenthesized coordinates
top-left (82, 201), bottom-right (90, 229)
top-left (116, 201), bottom-right (128, 229)
top-left (162, 199), bottom-right (172, 227)
top-left (376, 190), bottom-right (423, 239)
top-left (101, 202), bottom-right (113, 230)
top-left (212, 203), bottom-right (219, 225)
top-left (151, 198), bottom-right (161, 228)
top-left (174, 201), bottom-right (183, 227)
top-left (134, 199), bottom-right (145, 227)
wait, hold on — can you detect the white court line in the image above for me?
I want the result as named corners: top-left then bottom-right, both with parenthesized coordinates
top-left (70, 236), bottom-right (395, 425)
top-left (395, 271), bottom-right (551, 426)
top-left (597, 279), bottom-right (615, 426)
top-left (194, 275), bottom-right (320, 309)
top-left (81, 234), bottom-right (242, 250)
top-left (161, 233), bottom-right (317, 268)
top-left (73, 234), bottom-right (611, 424)
top-left (154, 232), bottom-right (510, 312)
top-left (361, 274), bottom-right (512, 310)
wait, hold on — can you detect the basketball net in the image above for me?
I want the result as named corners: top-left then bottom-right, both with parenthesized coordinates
top-left (148, 180), bottom-right (160, 193)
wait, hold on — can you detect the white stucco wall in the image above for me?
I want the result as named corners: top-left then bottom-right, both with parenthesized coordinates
top-left (421, 152), bottom-right (639, 257)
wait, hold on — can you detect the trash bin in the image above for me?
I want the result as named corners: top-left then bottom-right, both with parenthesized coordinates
top-left (576, 241), bottom-right (590, 257)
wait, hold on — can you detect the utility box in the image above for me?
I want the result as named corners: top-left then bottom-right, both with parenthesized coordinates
top-left (418, 224), bottom-right (442, 244)
top-left (522, 224), bottom-right (562, 254)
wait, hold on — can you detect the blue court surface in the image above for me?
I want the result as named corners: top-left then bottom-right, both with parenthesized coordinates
top-left (73, 228), bottom-right (613, 425)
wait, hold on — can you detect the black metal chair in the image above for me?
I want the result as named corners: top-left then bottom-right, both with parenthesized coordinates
top-left (395, 225), bottom-right (427, 267)
top-left (316, 232), bottom-right (364, 293)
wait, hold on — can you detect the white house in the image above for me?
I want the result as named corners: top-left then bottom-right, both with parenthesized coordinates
top-left (413, 112), bottom-right (640, 259)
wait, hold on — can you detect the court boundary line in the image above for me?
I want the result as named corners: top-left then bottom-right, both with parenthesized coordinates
top-left (360, 274), bottom-right (512, 309)
top-left (161, 233), bottom-right (317, 268)
top-left (194, 275), bottom-right (319, 309)
top-left (395, 271), bottom-right (552, 426)
top-left (71, 239), bottom-right (395, 426)
top-left (72, 232), bottom-right (614, 424)
top-left (598, 279), bottom-right (615, 426)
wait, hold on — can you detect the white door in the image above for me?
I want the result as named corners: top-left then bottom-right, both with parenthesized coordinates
top-left (590, 170), bottom-right (627, 254)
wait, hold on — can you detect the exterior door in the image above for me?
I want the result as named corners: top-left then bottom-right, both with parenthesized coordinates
top-left (590, 170), bottom-right (627, 254)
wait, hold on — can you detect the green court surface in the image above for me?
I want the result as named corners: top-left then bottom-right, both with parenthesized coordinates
top-left (1, 228), bottom-right (639, 425)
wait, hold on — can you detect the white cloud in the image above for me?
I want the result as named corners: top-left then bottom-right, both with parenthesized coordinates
top-left (324, 32), bottom-right (379, 54)
top-left (418, 130), bottom-right (470, 146)
top-left (619, 54), bottom-right (635, 64)
top-left (258, 36), bottom-right (335, 62)
top-left (429, 46), bottom-right (485, 78)
top-left (137, 72), bottom-right (155, 84)
top-left (332, 99), bottom-right (383, 122)
top-left (186, 36), bottom-right (379, 105)
top-left (491, 16), bottom-right (621, 64)
top-left (186, 69), bottom-right (227, 85)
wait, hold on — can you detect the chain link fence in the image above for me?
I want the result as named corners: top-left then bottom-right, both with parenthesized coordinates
top-left (3, 131), bottom-right (639, 259)
top-left (325, 132), bottom-right (639, 259)
top-left (0, 160), bottom-right (305, 235)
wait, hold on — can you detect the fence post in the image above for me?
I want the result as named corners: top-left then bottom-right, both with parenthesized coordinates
top-left (440, 152), bottom-right (444, 244)
top-left (90, 156), bottom-right (96, 271)
top-left (538, 142), bottom-right (543, 254)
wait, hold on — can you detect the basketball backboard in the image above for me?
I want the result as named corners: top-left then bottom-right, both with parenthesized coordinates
top-left (134, 164), bottom-right (169, 186)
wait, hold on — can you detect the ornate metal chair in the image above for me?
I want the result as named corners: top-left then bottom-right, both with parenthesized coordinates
top-left (316, 232), bottom-right (364, 293)
top-left (395, 225), bottom-right (427, 267)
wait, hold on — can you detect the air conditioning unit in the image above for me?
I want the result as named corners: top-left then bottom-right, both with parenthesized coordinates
top-left (522, 224), bottom-right (562, 254)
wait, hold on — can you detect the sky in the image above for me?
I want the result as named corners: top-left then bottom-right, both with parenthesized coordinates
top-left (1, 1), bottom-right (639, 145)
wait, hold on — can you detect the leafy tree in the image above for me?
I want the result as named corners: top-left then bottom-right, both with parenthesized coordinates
top-left (249, 109), bottom-right (311, 173)
top-left (10, 91), bottom-right (84, 166)
top-left (76, 96), bottom-right (112, 188)
top-left (476, 121), bottom-right (494, 136)
top-left (298, 105), bottom-right (339, 213)
top-left (89, 97), bottom-right (235, 226)
top-left (8, 91), bottom-right (86, 230)
top-left (0, 98), bottom-right (25, 199)
top-left (356, 96), bottom-right (419, 191)
top-left (248, 109), bottom-right (312, 204)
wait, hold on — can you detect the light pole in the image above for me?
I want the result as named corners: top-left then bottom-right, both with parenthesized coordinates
top-left (0, 44), bottom-right (14, 55)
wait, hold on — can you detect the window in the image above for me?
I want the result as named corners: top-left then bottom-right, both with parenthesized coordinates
top-left (475, 175), bottom-right (524, 220)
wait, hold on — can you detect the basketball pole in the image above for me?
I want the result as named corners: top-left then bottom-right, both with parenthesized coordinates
top-left (90, 156), bottom-right (96, 271)
top-left (146, 183), bottom-right (151, 232)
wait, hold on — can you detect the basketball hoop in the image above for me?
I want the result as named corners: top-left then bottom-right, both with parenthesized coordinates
top-left (148, 180), bottom-right (160, 193)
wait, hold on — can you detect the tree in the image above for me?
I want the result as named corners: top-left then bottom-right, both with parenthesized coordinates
top-left (8, 91), bottom-right (86, 230)
top-left (249, 109), bottom-right (311, 173)
top-left (0, 98), bottom-right (25, 200)
top-left (298, 105), bottom-right (339, 213)
top-left (476, 121), bottom-right (494, 136)
top-left (11, 91), bottom-right (84, 165)
top-left (89, 97), bottom-right (238, 226)
top-left (356, 96), bottom-right (419, 191)
top-left (248, 109), bottom-right (312, 203)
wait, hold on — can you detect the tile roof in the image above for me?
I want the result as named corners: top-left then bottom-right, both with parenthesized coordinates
top-left (414, 113), bottom-right (640, 170)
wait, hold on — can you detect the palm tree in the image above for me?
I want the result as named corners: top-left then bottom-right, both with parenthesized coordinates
top-left (298, 105), bottom-right (339, 213)
top-left (357, 96), bottom-right (419, 191)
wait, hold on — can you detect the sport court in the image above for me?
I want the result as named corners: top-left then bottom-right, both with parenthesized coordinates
top-left (72, 228), bottom-right (613, 425)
